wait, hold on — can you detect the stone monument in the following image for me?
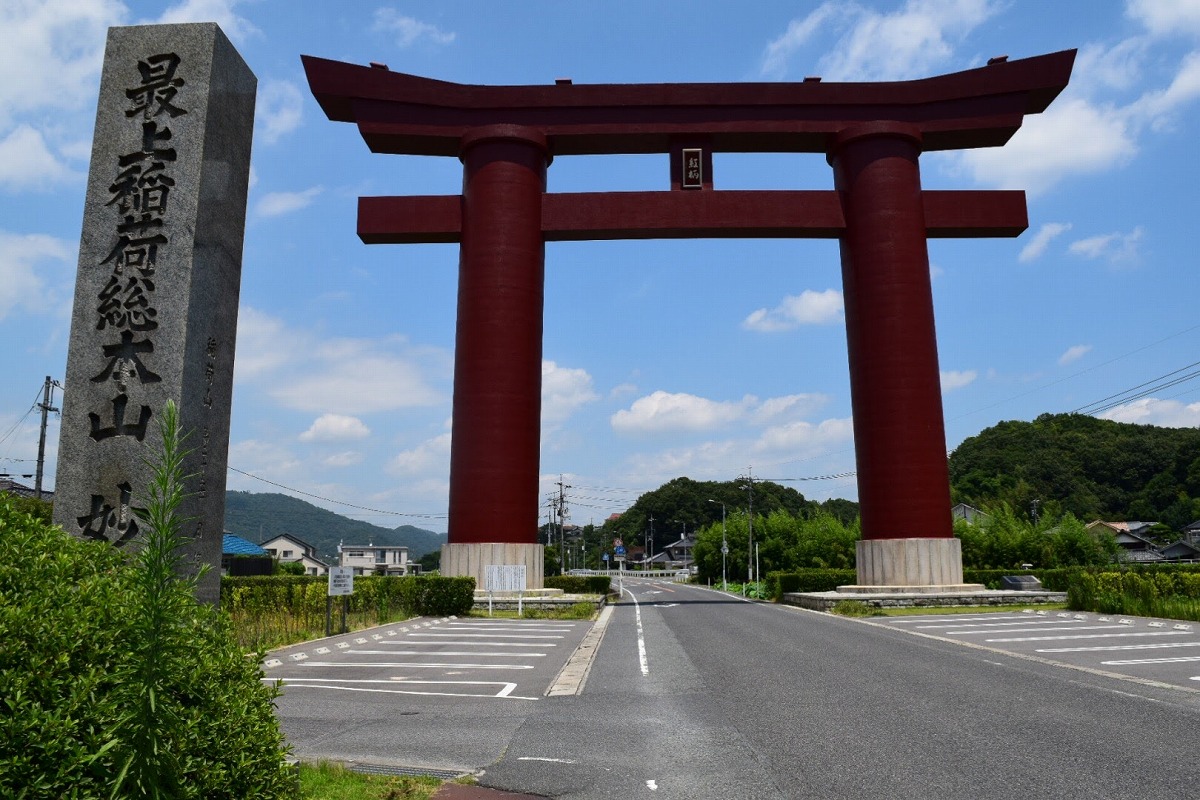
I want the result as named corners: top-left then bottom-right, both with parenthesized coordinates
top-left (54, 23), bottom-right (255, 605)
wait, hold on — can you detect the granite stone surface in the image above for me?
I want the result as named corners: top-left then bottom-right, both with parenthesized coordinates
top-left (54, 23), bottom-right (255, 604)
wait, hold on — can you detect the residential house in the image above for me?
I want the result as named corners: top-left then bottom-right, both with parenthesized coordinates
top-left (663, 535), bottom-right (695, 570)
top-left (1161, 539), bottom-right (1200, 562)
top-left (1086, 520), bottom-right (1165, 563)
top-left (222, 534), bottom-right (273, 576)
top-left (339, 542), bottom-right (412, 576)
top-left (261, 533), bottom-right (328, 576)
top-left (0, 477), bottom-right (51, 501)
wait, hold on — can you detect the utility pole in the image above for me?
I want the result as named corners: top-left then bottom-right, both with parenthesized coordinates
top-left (647, 514), bottom-right (655, 572)
top-left (742, 467), bottom-right (755, 583)
top-left (556, 475), bottom-right (572, 574)
top-left (35, 376), bottom-right (61, 500)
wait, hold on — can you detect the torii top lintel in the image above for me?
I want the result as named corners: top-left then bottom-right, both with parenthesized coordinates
top-left (302, 49), bottom-right (1075, 157)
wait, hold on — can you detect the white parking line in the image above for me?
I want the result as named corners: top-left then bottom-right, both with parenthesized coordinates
top-left (347, 650), bottom-right (546, 657)
top-left (269, 677), bottom-right (535, 700)
top-left (944, 625), bottom-right (1126, 635)
top-left (987, 631), bottom-right (1190, 643)
top-left (1037, 642), bottom-right (1200, 653)
top-left (409, 633), bottom-right (564, 639)
top-left (296, 661), bottom-right (534, 670)
top-left (379, 641), bottom-right (553, 647)
top-left (916, 621), bottom-right (1085, 629)
top-left (1102, 655), bottom-right (1200, 666)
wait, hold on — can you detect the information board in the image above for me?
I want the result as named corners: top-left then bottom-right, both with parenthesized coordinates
top-left (484, 564), bottom-right (527, 593)
top-left (328, 566), bottom-right (354, 596)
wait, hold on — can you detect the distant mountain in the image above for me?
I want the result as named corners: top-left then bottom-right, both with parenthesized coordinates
top-left (223, 491), bottom-right (446, 564)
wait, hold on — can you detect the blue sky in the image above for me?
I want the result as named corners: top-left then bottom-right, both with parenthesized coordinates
top-left (2, 0), bottom-right (1198, 533)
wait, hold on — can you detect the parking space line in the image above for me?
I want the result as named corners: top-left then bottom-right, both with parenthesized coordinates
top-left (346, 650), bottom-right (547, 657)
top-left (1102, 655), bottom-right (1200, 666)
top-left (1037, 642), bottom-right (1200, 653)
top-left (295, 661), bottom-right (535, 670)
top-left (987, 631), bottom-right (1191, 643)
top-left (944, 625), bottom-right (1126, 635)
top-left (269, 677), bottom-right (537, 700)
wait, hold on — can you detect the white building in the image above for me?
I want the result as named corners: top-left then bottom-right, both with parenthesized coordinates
top-left (339, 542), bottom-right (412, 576)
top-left (260, 533), bottom-right (328, 576)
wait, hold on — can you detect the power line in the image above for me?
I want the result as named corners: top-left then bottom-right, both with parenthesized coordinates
top-left (226, 465), bottom-right (447, 519)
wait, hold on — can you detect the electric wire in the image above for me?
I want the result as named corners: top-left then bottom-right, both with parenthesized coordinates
top-left (226, 465), bottom-right (447, 519)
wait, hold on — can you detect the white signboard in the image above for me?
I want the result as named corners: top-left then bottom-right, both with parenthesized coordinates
top-left (485, 564), bottom-right (527, 593)
top-left (328, 566), bottom-right (354, 596)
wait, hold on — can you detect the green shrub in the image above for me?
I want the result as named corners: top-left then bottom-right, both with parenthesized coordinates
top-left (545, 575), bottom-right (611, 594)
top-left (768, 569), bottom-right (857, 597)
top-left (0, 401), bottom-right (293, 799)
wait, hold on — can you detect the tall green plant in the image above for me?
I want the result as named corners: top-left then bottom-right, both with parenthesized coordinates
top-left (108, 400), bottom-right (293, 799)
top-left (110, 399), bottom-right (194, 798)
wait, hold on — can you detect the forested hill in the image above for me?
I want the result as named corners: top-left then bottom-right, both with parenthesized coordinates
top-left (223, 491), bottom-right (446, 563)
top-left (948, 413), bottom-right (1200, 528)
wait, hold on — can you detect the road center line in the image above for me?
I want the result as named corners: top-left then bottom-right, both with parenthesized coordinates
top-left (622, 584), bottom-right (650, 676)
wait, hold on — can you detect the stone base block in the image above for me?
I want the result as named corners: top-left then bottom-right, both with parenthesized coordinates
top-left (441, 543), bottom-right (544, 590)
top-left (851, 537), bottom-right (973, 588)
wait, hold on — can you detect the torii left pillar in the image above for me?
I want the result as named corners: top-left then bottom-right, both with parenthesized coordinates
top-left (440, 126), bottom-right (549, 588)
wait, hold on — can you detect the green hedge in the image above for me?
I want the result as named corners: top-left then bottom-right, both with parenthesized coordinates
top-left (767, 569), bottom-right (856, 597)
top-left (767, 567), bottom-right (1085, 597)
top-left (1067, 569), bottom-right (1200, 621)
top-left (222, 574), bottom-right (475, 618)
top-left (544, 575), bottom-right (612, 594)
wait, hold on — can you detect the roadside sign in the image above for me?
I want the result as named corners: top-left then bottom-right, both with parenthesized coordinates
top-left (615, 545), bottom-right (626, 556)
top-left (328, 566), bottom-right (354, 596)
top-left (485, 564), bottom-right (527, 593)
top-left (603, 553), bottom-right (609, 562)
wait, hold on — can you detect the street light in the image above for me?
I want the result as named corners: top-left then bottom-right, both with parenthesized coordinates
top-left (707, 499), bottom-right (727, 591)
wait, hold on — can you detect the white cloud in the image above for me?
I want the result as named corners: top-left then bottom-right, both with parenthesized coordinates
top-left (612, 391), bottom-right (751, 434)
top-left (152, 0), bottom-right (260, 44)
top-left (743, 289), bottom-right (843, 332)
top-left (958, 98), bottom-right (1136, 196)
top-left (233, 307), bottom-right (448, 413)
top-left (372, 9), bottom-right (456, 47)
top-left (542, 360), bottom-right (599, 424)
top-left (749, 394), bottom-right (829, 424)
top-left (323, 451), bottom-right (364, 468)
top-left (388, 433), bottom-right (452, 476)
top-left (761, 3), bottom-right (843, 79)
top-left (753, 417), bottom-right (854, 455)
top-left (0, 0), bottom-right (122, 126)
top-left (299, 413), bottom-right (371, 442)
top-left (0, 231), bottom-right (74, 321)
top-left (1098, 397), bottom-right (1200, 427)
top-left (1068, 226), bottom-right (1144, 264)
top-left (1059, 344), bottom-right (1092, 365)
top-left (254, 80), bottom-right (304, 145)
top-left (1127, 0), bottom-right (1200, 38)
top-left (762, 0), bottom-right (997, 81)
top-left (255, 186), bottom-right (322, 217)
top-left (940, 370), bottom-right (977, 391)
top-left (0, 125), bottom-right (76, 191)
top-left (1019, 222), bottom-right (1072, 263)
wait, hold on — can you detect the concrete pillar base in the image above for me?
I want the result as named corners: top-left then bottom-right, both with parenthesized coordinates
top-left (441, 543), bottom-right (545, 590)
top-left (847, 537), bottom-right (981, 589)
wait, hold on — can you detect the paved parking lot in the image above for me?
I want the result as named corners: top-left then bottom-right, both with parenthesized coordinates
top-left (264, 615), bottom-right (594, 702)
top-left (868, 609), bottom-right (1200, 691)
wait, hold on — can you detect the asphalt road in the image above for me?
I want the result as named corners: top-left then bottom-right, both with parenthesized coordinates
top-left (269, 580), bottom-right (1200, 798)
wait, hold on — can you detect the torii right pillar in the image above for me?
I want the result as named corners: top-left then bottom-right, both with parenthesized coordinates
top-left (830, 122), bottom-right (971, 591)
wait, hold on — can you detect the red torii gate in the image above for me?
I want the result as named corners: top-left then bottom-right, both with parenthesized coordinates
top-left (304, 50), bottom-right (1075, 589)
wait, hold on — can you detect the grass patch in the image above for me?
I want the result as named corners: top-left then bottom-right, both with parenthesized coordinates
top-left (875, 603), bottom-right (1069, 616)
top-left (830, 600), bottom-right (885, 617)
top-left (298, 762), bottom-right (443, 799)
top-left (469, 601), bottom-right (598, 621)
